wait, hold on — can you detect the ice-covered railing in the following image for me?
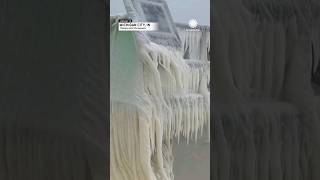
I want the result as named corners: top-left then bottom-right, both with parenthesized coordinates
top-left (110, 16), bottom-right (210, 179)
top-left (139, 43), bottom-right (210, 142)
top-left (184, 59), bottom-right (210, 93)
top-left (175, 23), bottom-right (210, 61)
top-left (174, 23), bottom-right (210, 101)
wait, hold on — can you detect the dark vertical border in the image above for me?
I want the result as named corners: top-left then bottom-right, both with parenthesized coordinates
top-left (105, 0), bottom-right (110, 179)
top-left (210, 0), bottom-right (214, 180)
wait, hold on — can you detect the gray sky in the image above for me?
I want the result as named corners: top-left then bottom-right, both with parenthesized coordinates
top-left (110, 0), bottom-right (210, 25)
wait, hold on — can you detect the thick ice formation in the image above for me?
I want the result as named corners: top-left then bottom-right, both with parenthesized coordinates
top-left (110, 16), bottom-right (210, 180)
top-left (176, 24), bottom-right (210, 61)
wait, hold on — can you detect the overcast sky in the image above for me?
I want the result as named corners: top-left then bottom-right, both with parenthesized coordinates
top-left (110, 0), bottom-right (210, 25)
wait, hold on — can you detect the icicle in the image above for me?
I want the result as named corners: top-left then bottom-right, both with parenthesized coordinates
top-left (176, 24), bottom-right (210, 61)
top-left (111, 20), bottom-right (210, 179)
top-left (111, 102), bottom-right (158, 180)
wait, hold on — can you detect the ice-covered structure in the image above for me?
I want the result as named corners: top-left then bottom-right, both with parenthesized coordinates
top-left (110, 2), bottom-right (210, 179)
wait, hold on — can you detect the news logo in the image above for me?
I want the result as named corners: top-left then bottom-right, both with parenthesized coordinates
top-left (118, 18), bottom-right (133, 23)
top-left (186, 18), bottom-right (200, 31)
top-left (188, 19), bottom-right (198, 28)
